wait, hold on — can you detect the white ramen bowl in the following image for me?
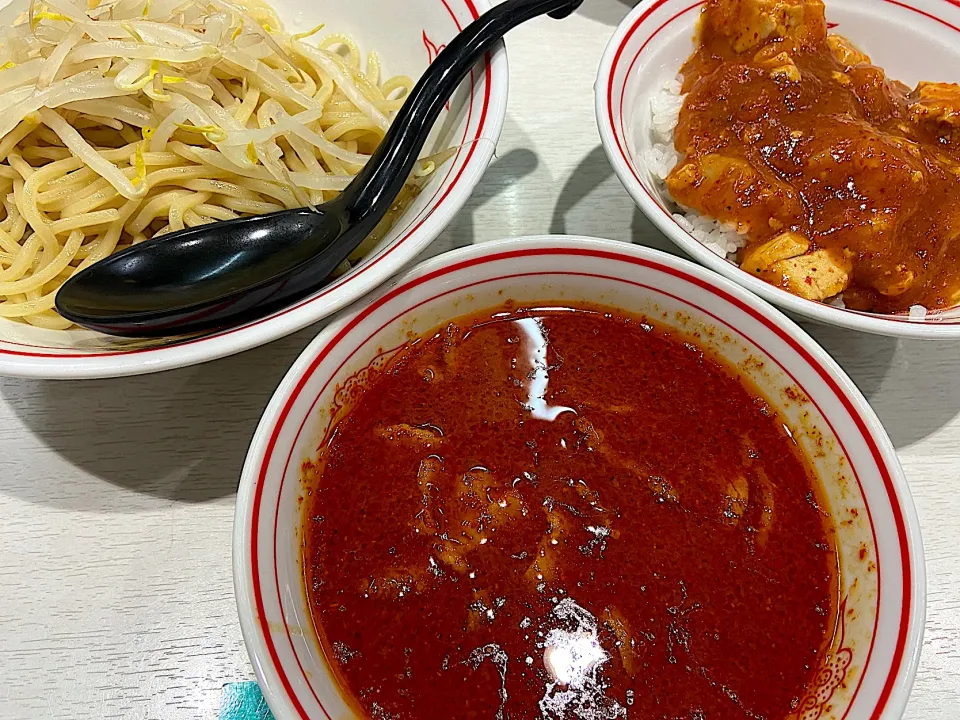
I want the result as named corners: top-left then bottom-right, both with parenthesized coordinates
top-left (596, 0), bottom-right (960, 339)
top-left (0, 0), bottom-right (507, 378)
top-left (234, 235), bottom-right (925, 720)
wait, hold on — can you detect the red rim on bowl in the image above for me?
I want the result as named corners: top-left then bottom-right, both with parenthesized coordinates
top-left (234, 236), bottom-right (925, 720)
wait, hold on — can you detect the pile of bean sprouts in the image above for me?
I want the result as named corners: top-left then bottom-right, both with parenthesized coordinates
top-left (0, 0), bottom-right (428, 328)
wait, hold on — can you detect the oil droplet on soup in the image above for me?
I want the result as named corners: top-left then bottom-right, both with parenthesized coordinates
top-left (301, 302), bottom-right (839, 719)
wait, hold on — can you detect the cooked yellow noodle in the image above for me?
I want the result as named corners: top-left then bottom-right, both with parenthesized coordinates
top-left (0, 0), bottom-right (423, 329)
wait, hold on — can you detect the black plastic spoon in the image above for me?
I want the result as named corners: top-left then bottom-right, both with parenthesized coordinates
top-left (55, 0), bottom-right (583, 337)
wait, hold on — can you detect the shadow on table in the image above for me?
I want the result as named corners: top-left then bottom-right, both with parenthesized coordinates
top-left (428, 130), bottom-right (540, 254)
top-left (575, 0), bottom-right (636, 26)
top-left (548, 144), bottom-right (683, 253)
top-left (0, 325), bottom-right (318, 508)
top-left (801, 325), bottom-right (960, 448)
top-left (550, 145), bottom-right (616, 235)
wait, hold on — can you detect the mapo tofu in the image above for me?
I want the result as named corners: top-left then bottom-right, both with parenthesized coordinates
top-left (666, 0), bottom-right (960, 313)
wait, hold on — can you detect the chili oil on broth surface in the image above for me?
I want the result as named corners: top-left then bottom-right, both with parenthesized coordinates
top-left (665, 0), bottom-right (960, 313)
top-left (301, 302), bottom-right (839, 719)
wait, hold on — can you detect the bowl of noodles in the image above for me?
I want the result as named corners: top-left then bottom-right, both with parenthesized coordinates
top-left (0, 0), bottom-right (507, 377)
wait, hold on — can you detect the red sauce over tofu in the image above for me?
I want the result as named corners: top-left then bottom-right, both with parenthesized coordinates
top-left (668, 0), bottom-right (960, 312)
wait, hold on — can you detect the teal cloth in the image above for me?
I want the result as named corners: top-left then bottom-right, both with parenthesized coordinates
top-left (219, 682), bottom-right (276, 720)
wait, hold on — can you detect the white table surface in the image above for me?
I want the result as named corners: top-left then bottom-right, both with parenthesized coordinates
top-left (1, 3), bottom-right (959, 718)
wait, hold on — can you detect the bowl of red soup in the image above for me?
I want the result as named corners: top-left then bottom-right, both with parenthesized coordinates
top-left (234, 236), bottom-right (924, 720)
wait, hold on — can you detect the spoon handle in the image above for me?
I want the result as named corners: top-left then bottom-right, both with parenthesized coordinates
top-left (338, 0), bottom-right (583, 230)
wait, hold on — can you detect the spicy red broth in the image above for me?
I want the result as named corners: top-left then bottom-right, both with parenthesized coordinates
top-left (301, 302), bottom-right (838, 719)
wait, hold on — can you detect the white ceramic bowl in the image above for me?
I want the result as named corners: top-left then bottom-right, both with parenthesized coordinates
top-left (234, 235), bottom-right (925, 720)
top-left (0, 0), bottom-right (507, 378)
top-left (596, 0), bottom-right (960, 339)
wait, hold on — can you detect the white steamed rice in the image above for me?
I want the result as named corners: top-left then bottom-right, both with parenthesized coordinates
top-left (643, 78), bottom-right (930, 319)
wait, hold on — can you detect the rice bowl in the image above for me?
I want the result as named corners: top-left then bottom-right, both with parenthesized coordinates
top-left (597, 0), bottom-right (960, 338)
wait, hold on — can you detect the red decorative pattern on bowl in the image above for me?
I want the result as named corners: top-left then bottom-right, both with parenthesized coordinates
top-left (234, 236), bottom-right (925, 720)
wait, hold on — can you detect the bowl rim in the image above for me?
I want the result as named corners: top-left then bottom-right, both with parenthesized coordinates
top-left (594, 0), bottom-right (960, 340)
top-left (233, 234), bottom-right (926, 720)
top-left (0, 0), bottom-right (509, 379)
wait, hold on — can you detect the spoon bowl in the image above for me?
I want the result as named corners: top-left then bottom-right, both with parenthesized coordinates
top-left (57, 207), bottom-right (347, 334)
